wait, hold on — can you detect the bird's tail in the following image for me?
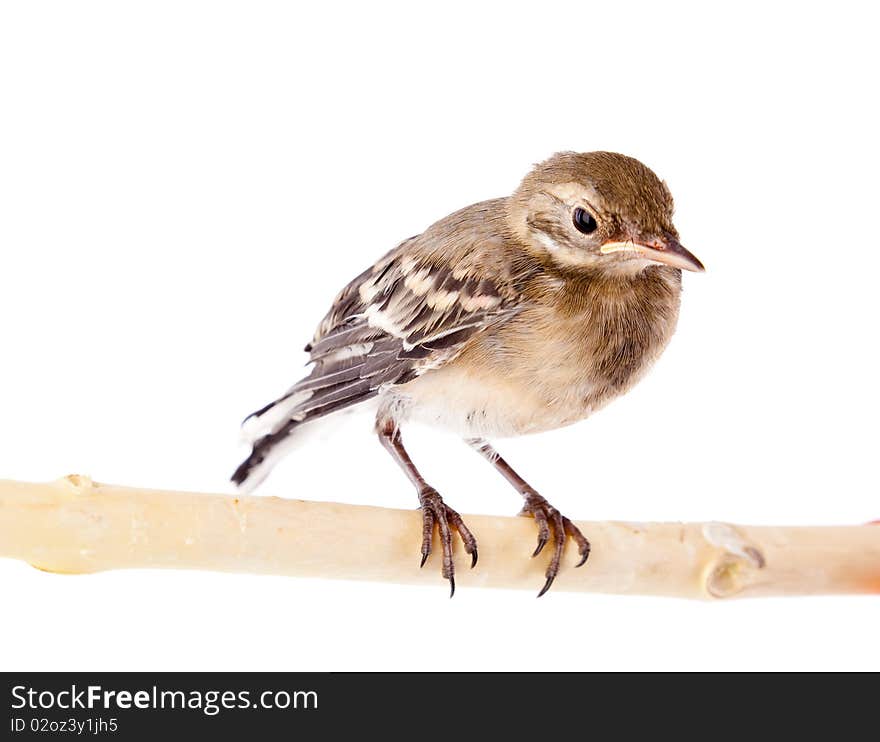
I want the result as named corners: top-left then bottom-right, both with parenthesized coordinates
top-left (231, 375), bottom-right (377, 492)
top-left (231, 417), bottom-right (302, 493)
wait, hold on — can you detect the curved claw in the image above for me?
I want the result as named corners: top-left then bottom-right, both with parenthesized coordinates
top-left (537, 574), bottom-right (556, 598)
top-left (470, 548), bottom-right (478, 569)
top-left (419, 504), bottom-right (435, 570)
top-left (563, 516), bottom-right (591, 568)
top-left (532, 537), bottom-right (548, 558)
top-left (448, 575), bottom-right (455, 598)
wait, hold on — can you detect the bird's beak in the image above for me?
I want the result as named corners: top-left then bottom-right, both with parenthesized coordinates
top-left (600, 237), bottom-right (705, 272)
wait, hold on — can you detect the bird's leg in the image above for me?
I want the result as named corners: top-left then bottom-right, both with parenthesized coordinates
top-left (466, 438), bottom-right (590, 596)
top-left (377, 419), bottom-right (477, 596)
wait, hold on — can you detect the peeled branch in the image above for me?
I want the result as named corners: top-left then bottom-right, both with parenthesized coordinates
top-left (0, 475), bottom-right (878, 599)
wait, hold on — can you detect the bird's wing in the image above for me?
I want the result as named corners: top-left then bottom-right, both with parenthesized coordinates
top-left (239, 231), bottom-right (520, 446)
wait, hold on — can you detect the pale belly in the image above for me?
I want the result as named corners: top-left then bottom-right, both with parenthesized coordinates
top-left (382, 361), bottom-right (602, 438)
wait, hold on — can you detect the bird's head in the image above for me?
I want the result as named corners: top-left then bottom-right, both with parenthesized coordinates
top-left (507, 151), bottom-right (704, 275)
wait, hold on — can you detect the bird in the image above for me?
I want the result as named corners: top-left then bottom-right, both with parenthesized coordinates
top-left (232, 151), bottom-right (704, 597)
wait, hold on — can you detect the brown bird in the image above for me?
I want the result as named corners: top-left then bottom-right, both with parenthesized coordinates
top-left (233, 151), bottom-right (704, 596)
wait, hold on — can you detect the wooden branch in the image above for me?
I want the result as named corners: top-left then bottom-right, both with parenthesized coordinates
top-left (1, 475), bottom-right (878, 599)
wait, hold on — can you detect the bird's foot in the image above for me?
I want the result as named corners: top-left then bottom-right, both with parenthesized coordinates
top-left (418, 487), bottom-right (478, 597)
top-left (519, 491), bottom-right (591, 597)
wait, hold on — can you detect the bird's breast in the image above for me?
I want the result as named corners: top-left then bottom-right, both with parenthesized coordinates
top-left (389, 268), bottom-right (683, 437)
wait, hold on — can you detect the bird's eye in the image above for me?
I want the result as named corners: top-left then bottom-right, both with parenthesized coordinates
top-left (572, 207), bottom-right (598, 235)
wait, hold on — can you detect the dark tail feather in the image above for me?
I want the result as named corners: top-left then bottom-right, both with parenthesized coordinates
top-left (231, 388), bottom-right (378, 490)
top-left (231, 423), bottom-right (293, 487)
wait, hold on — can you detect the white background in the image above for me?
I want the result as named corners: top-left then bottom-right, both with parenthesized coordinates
top-left (1, 1), bottom-right (878, 671)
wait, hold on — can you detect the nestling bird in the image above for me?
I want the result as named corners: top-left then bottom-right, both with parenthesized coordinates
top-left (233, 151), bottom-right (704, 596)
